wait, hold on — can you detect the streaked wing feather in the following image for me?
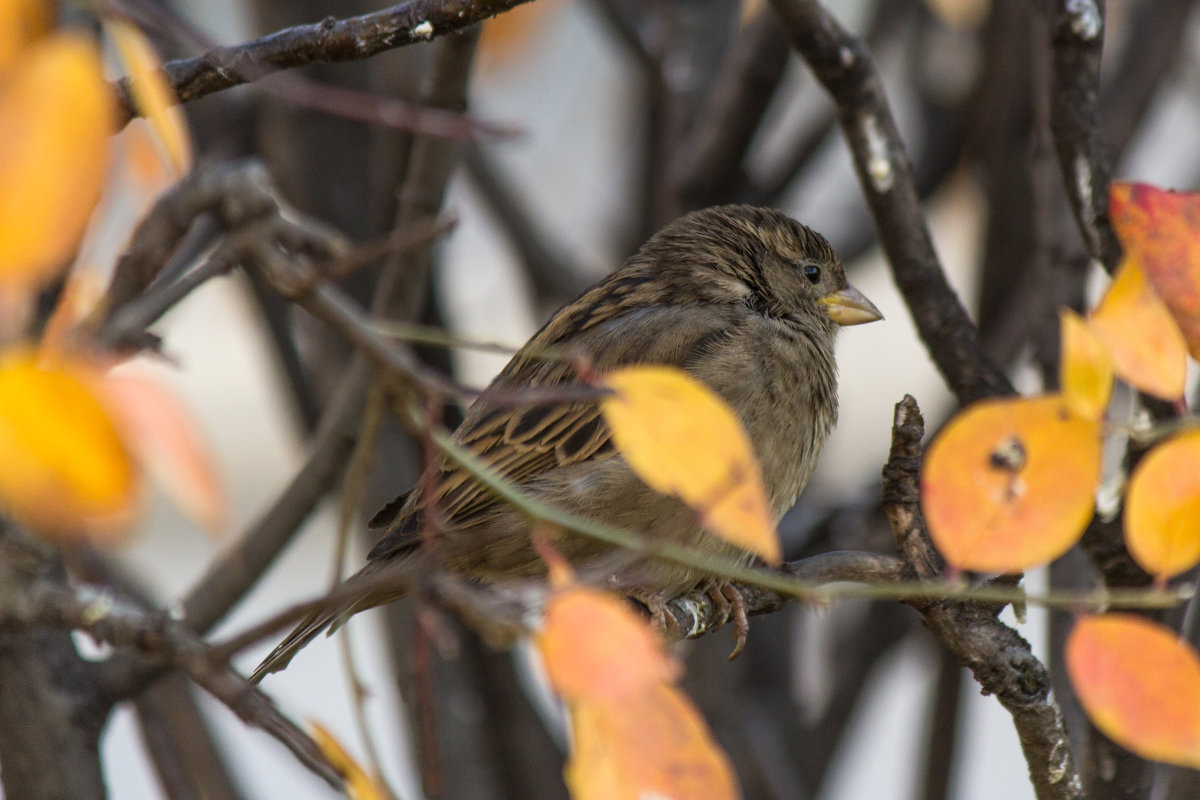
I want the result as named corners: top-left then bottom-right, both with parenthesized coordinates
top-left (367, 303), bottom-right (740, 562)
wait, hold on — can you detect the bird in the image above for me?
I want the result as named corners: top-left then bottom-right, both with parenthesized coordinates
top-left (251, 204), bottom-right (881, 680)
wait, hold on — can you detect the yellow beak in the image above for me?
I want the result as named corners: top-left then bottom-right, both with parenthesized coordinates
top-left (821, 284), bottom-right (883, 326)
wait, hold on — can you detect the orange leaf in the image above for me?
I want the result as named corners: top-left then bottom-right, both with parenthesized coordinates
top-left (538, 586), bottom-right (677, 702)
top-left (0, 34), bottom-right (114, 289)
top-left (120, 121), bottom-right (176, 193)
top-left (1089, 254), bottom-right (1187, 401)
top-left (1059, 309), bottom-right (1113, 420)
top-left (478, 0), bottom-right (557, 69)
top-left (0, 0), bottom-right (51, 76)
top-left (101, 370), bottom-right (227, 535)
top-left (0, 349), bottom-right (138, 541)
top-left (1111, 183), bottom-right (1200, 360)
top-left (309, 721), bottom-right (385, 800)
top-left (600, 366), bottom-right (780, 564)
top-left (1067, 614), bottom-right (1200, 769)
top-left (566, 684), bottom-right (740, 800)
top-left (105, 19), bottom-right (192, 178)
top-left (921, 395), bottom-right (1100, 572)
top-left (1124, 430), bottom-right (1200, 578)
top-left (40, 270), bottom-right (107, 357)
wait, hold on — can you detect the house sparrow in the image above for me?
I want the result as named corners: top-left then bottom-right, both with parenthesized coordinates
top-left (252, 204), bottom-right (881, 679)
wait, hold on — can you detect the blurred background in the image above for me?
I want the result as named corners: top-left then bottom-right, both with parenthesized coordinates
top-left (73, 0), bottom-right (1200, 797)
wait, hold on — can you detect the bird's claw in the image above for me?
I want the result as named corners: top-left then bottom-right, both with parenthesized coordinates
top-left (706, 581), bottom-right (749, 660)
top-left (626, 587), bottom-right (683, 640)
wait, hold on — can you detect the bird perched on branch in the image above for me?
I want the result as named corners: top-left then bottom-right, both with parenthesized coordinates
top-left (252, 204), bottom-right (881, 680)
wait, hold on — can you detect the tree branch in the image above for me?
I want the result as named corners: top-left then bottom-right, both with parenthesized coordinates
top-left (881, 395), bottom-right (1084, 800)
top-left (1047, 0), bottom-right (1122, 273)
top-left (768, 0), bottom-right (1013, 405)
top-left (112, 0), bottom-right (533, 125)
top-left (0, 578), bottom-right (341, 789)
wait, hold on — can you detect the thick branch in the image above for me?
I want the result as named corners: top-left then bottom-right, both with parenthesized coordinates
top-left (881, 396), bottom-right (1083, 800)
top-left (768, 0), bottom-right (1012, 404)
top-left (0, 579), bottom-right (341, 788)
top-left (0, 530), bottom-right (107, 800)
top-left (1048, 0), bottom-right (1122, 273)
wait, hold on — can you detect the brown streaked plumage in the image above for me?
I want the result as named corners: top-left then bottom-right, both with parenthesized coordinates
top-left (252, 205), bottom-right (881, 680)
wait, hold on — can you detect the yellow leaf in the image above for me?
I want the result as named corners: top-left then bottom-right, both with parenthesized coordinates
top-left (0, 0), bottom-right (51, 77)
top-left (0, 34), bottom-right (114, 289)
top-left (1059, 309), bottom-right (1113, 420)
top-left (538, 586), bottom-right (678, 702)
top-left (566, 684), bottom-right (740, 800)
top-left (599, 366), bottom-right (780, 564)
top-left (1124, 430), bottom-right (1200, 579)
top-left (309, 722), bottom-right (385, 800)
top-left (101, 370), bottom-right (227, 535)
top-left (1068, 615), bottom-right (1200, 769)
top-left (1089, 255), bottom-right (1187, 401)
top-left (0, 349), bottom-right (138, 541)
top-left (921, 395), bottom-right (1101, 572)
top-left (105, 19), bottom-right (191, 178)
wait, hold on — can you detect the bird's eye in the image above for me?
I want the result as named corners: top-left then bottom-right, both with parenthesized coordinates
top-left (801, 264), bottom-right (821, 284)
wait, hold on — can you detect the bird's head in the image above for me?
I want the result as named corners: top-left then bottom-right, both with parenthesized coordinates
top-left (640, 205), bottom-right (883, 330)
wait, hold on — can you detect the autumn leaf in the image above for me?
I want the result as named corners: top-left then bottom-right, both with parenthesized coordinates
top-left (599, 366), bottom-right (780, 564)
top-left (537, 583), bottom-right (739, 800)
top-left (1124, 429), bottom-right (1200, 579)
top-left (537, 585), bottom-right (678, 702)
top-left (0, 349), bottom-right (138, 541)
top-left (39, 270), bottom-right (107, 357)
top-left (0, 34), bottom-right (114, 289)
top-left (1067, 615), bottom-right (1200, 769)
top-left (1089, 254), bottom-right (1187, 402)
top-left (566, 684), bottom-right (740, 800)
top-left (922, 0), bottom-right (990, 29)
top-left (101, 370), bottom-right (227, 535)
top-left (105, 19), bottom-right (192, 177)
top-left (921, 395), bottom-right (1101, 572)
top-left (1059, 309), bottom-right (1112, 421)
top-left (0, 0), bottom-right (51, 76)
top-left (478, 0), bottom-right (557, 69)
top-left (120, 121), bottom-right (178, 193)
top-left (1110, 183), bottom-right (1200, 360)
top-left (309, 721), bottom-right (386, 800)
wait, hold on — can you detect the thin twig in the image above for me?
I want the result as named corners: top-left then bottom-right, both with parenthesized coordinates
top-left (462, 144), bottom-right (589, 300)
top-left (111, 0), bottom-right (534, 126)
top-left (669, 5), bottom-right (791, 212)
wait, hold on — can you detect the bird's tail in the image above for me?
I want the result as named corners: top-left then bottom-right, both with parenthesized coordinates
top-left (249, 560), bottom-right (408, 683)
top-left (249, 606), bottom-right (343, 682)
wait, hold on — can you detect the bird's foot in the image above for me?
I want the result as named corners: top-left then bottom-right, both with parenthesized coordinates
top-left (705, 581), bottom-right (749, 660)
top-left (625, 586), bottom-right (683, 641)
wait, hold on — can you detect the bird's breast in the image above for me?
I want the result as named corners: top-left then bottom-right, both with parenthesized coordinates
top-left (690, 315), bottom-right (839, 516)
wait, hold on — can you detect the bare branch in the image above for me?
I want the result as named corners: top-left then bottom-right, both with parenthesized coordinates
top-left (881, 395), bottom-right (1084, 800)
top-left (0, 580), bottom-right (341, 789)
top-left (1047, 0), bottom-right (1122, 273)
top-left (112, 0), bottom-right (533, 125)
top-left (768, 0), bottom-right (1013, 405)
